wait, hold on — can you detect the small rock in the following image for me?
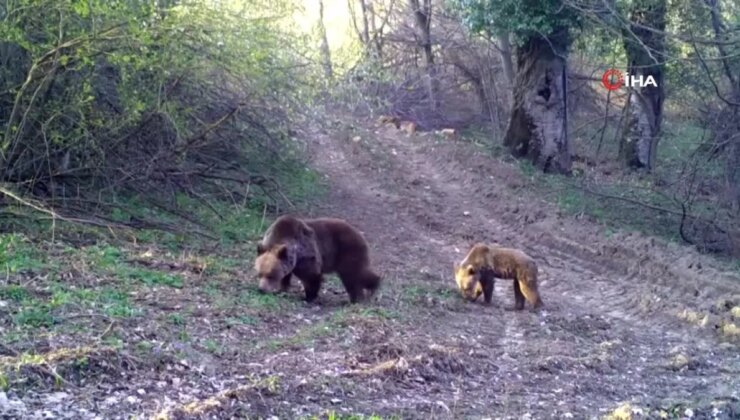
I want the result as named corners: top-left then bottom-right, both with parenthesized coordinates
top-left (463, 211), bottom-right (470, 216)
top-left (684, 407), bottom-right (694, 418)
top-left (352, 136), bottom-right (361, 142)
top-left (671, 354), bottom-right (690, 370)
top-left (435, 401), bottom-right (451, 412)
top-left (731, 306), bottom-right (740, 319)
top-left (330, 398), bottom-right (342, 405)
top-left (721, 322), bottom-right (739, 336)
top-left (700, 314), bottom-right (719, 328)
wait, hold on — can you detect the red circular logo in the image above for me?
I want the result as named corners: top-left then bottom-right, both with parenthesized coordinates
top-left (602, 69), bottom-right (623, 91)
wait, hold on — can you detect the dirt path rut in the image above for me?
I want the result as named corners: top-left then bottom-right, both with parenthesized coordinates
top-left (299, 118), bottom-right (740, 419)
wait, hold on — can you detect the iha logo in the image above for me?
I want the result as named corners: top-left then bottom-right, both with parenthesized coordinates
top-left (601, 68), bottom-right (658, 90)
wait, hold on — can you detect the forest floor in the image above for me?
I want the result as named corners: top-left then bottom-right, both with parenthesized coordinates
top-left (1, 115), bottom-right (739, 420)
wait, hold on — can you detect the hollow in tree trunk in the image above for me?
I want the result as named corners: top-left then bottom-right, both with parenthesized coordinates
top-left (503, 29), bottom-right (571, 174)
top-left (619, 0), bottom-right (666, 170)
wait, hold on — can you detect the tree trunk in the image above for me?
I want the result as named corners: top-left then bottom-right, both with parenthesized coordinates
top-left (705, 0), bottom-right (740, 212)
top-left (359, 0), bottom-right (371, 48)
top-left (408, 0), bottom-right (438, 110)
top-left (619, 0), bottom-right (666, 170)
top-left (503, 29), bottom-right (571, 174)
top-left (498, 33), bottom-right (515, 86)
top-left (317, 0), bottom-right (333, 80)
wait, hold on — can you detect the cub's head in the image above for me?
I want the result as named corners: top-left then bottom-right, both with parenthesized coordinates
top-left (254, 243), bottom-right (297, 293)
top-left (454, 262), bottom-right (483, 302)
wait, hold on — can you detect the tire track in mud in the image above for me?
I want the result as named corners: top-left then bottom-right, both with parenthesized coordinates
top-left (303, 122), bottom-right (740, 418)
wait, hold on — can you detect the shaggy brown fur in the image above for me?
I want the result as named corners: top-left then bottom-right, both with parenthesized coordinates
top-left (254, 215), bottom-right (381, 303)
top-left (454, 243), bottom-right (543, 310)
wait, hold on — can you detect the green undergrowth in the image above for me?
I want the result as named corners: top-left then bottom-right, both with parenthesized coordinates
top-left (308, 412), bottom-right (394, 420)
top-left (460, 121), bottom-right (738, 265)
top-left (518, 161), bottom-right (684, 241)
top-left (0, 162), bottom-right (327, 382)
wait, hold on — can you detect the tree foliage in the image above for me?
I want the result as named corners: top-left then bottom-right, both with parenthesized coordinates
top-left (447, 0), bottom-right (580, 44)
top-left (0, 0), bottom-right (317, 221)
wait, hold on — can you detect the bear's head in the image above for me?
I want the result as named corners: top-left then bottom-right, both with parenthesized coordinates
top-left (453, 262), bottom-right (483, 302)
top-left (254, 243), bottom-right (297, 293)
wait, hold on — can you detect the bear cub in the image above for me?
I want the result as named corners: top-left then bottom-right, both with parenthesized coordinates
top-left (254, 215), bottom-right (381, 303)
top-left (454, 243), bottom-right (543, 310)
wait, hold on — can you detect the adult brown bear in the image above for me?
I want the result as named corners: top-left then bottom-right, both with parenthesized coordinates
top-left (254, 216), bottom-right (381, 303)
top-left (454, 243), bottom-right (543, 310)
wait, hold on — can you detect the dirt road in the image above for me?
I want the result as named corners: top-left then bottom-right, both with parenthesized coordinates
top-left (291, 118), bottom-right (740, 418)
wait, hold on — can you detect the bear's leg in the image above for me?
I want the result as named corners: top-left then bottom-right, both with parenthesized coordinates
top-left (299, 274), bottom-right (323, 302)
top-left (481, 276), bottom-right (495, 305)
top-left (338, 272), bottom-right (364, 304)
top-left (280, 274), bottom-right (292, 292)
top-left (513, 279), bottom-right (526, 310)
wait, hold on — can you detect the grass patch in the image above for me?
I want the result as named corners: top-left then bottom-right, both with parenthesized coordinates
top-left (168, 313), bottom-right (186, 326)
top-left (13, 306), bottom-right (56, 328)
top-left (124, 267), bottom-right (184, 288)
top-left (309, 412), bottom-right (392, 420)
top-left (401, 284), bottom-right (457, 305)
top-left (237, 287), bottom-right (287, 311)
top-left (0, 233), bottom-right (47, 273)
top-left (225, 314), bottom-right (260, 326)
top-left (514, 159), bottom-right (685, 242)
top-left (353, 306), bottom-right (400, 320)
top-left (80, 244), bottom-right (186, 289)
top-left (0, 285), bottom-right (31, 302)
top-left (264, 308), bottom-right (353, 351)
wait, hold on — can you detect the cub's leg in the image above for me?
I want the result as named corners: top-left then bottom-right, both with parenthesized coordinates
top-left (481, 275), bottom-right (495, 305)
top-left (513, 279), bottom-right (526, 310)
top-left (518, 279), bottom-right (543, 309)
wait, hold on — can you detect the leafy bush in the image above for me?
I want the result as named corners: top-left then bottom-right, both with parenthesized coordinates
top-left (0, 0), bottom-right (318, 230)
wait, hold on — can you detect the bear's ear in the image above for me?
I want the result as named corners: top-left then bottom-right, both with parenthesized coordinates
top-left (256, 243), bottom-right (266, 255)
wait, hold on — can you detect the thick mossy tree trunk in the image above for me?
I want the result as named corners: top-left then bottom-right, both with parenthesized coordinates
top-left (619, 0), bottom-right (666, 170)
top-left (503, 28), bottom-right (571, 174)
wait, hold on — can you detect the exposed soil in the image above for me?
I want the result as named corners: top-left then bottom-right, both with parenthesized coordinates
top-left (293, 117), bottom-right (740, 419)
top-left (2, 116), bottom-right (739, 419)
